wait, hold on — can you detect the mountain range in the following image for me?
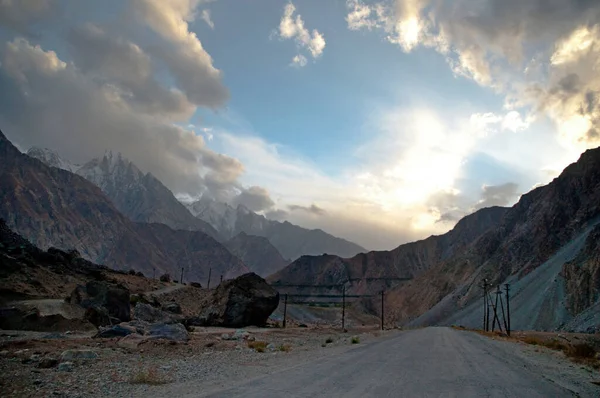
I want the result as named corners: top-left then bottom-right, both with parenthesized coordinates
top-left (27, 145), bottom-right (365, 265)
top-left (271, 147), bottom-right (600, 332)
top-left (1, 130), bottom-right (248, 283)
top-left (186, 197), bottom-right (366, 261)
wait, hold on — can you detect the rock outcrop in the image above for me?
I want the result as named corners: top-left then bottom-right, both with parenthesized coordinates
top-left (195, 273), bottom-right (279, 327)
top-left (68, 281), bottom-right (131, 326)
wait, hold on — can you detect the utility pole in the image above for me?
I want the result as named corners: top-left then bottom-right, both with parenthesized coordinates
top-left (153, 267), bottom-right (156, 280)
top-left (498, 286), bottom-right (508, 334)
top-left (504, 284), bottom-right (511, 336)
top-left (207, 268), bottom-right (212, 289)
top-left (482, 279), bottom-right (488, 331)
top-left (220, 274), bottom-right (223, 284)
top-left (342, 285), bottom-right (346, 331)
top-left (490, 290), bottom-right (502, 333)
top-left (381, 290), bottom-right (385, 331)
top-left (283, 294), bottom-right (288, 329)
top-left (180, 267), bottom-right (184, 284)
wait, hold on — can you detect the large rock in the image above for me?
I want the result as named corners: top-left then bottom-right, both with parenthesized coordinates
top-left (148, 323), bottom-right (189, 342)
top-left (133, 303), bottom-right (178, 324)
top-left (196, 273), bottom-right (279, 327)
top-left (69, 281), bottom-right (130, 326)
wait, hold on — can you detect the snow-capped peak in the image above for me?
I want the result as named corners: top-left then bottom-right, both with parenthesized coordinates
top-left (26, 147), bottom-right (80, 172)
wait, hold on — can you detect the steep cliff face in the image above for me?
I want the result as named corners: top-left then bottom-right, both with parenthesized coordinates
top-left (384, 146), bottom-right (600, 328)
top-left (0, 130), bottom-right (247, 282)
top-left (225, 232), bottom-right (289, 278)
top-left (562, 223), bottom-right (600, 315)
top-left (29, 148), bottom-right (220, 239)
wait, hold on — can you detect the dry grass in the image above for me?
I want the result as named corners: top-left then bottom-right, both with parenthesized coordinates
top-left (278, 344), bottom-right (291, 352)
top-left (248, 340), bottom-right (268, 353)
top-left (129, 366), bottom-right (171, 385)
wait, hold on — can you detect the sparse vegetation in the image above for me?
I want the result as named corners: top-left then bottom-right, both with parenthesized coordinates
top-left (325, 337), bottom-right (333, 344)
top-left (351, 336), bottom-right (360, 344)
top-left (159, 273), bottom-right (171, 282)
top-left (248, 340), bottom-right (268, 352)
top-left (129, 366), bottom-right (171, 385)
top-left (565, 343), bottom-right (596, 359)
top-left (278, 344), bottom-right (291, 352)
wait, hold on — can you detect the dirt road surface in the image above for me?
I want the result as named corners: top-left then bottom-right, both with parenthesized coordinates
top-left (172, 327), bottom-right (597, 398)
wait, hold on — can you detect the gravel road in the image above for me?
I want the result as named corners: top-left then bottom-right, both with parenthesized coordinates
top-left (192, 327), bottom-right (597, 398)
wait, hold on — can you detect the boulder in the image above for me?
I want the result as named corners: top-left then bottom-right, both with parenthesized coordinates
top-left (196, 273), bottom-right (279, 327)
top-left (162, 301), bottom-right (182, 314)
top-left (95, 323), bottom-right (137, 338)
top-left (133, 303), bottom-right (177, 324)
top-left (60, 349), bottom-right (98, 362)
top-left (69, 281), bottom-right (130, 326)
top-left (148, 323), bottom-right (189, 342)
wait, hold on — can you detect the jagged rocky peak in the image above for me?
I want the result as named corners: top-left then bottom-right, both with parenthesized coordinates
top-left (26, 147), bottom-right (80, 172)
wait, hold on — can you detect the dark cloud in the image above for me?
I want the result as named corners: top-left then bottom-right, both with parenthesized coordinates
top-left (0, 38), bottom-right (238, 197)
top-left (0, 0), bottom-right (57, 35)
top-left (288, 204), bottom-right (327, 216)
top-left (232, 186), bottom-right (275, 212)
top-left (130, 0), bottom-right (229, 109)
top-left (67, 23), bottom-right (194, 119)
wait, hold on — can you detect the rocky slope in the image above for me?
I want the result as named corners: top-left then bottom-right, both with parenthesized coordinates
top-left (225, 232), bottom-right (289, 277)
top-left (0, 130), bottom-right (248, 283)
top-left (187, 197), bottom-right (366, 261)
top-left (384, 146), bottom-right (600, 329)
top-left (268, 206), bottom-right (508, 297)
top-left (28, 148), bottom-right (220, 239)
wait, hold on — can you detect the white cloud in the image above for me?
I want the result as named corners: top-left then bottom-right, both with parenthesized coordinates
top-left (291, 54), bottom-right (307, 67)
top-left (345, 0), bottom-right (600, 150)
top-left (276, 2), bottom-right (326, 66)
top-left (200, 9), bottom-right (214, 29)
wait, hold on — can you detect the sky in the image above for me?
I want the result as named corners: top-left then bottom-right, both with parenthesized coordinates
top-left (0, 0), bottom-right (599, 251)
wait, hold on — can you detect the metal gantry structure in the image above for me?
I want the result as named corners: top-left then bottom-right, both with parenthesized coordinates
top-left (481, 279), bottom-right (511, 336)
top-left (273, 283), bottom-right (386, 331)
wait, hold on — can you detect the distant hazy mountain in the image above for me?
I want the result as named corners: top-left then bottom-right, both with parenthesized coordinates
top-left (186, 197), bottom-right (366, 261)
top-left (3, 132), bottom-right (248, 282)
top-left (28, 147), bottom-right (220, 239)
top-left (225, 232), bottom-right (290, 277)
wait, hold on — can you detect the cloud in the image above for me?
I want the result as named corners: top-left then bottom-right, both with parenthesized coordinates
top-left (232, 186), bottom-right (275, 212)
top-left (67, 23), bottom-right (194, 119)
top-left (475, 182), bottom-right (520, 209)
top-left (288, 204), bottom-right (327, 216)
top-left (0, 37), bottom-right (238, 198)
top-left (291, 54), bottom-right (307, 68)
top-left (265, 209), bottom-right (289, 221)
top-left (276, 2), bottom-right (326, 66)
top-left (345, 0), bottom-right (600, 148)
top-left (131, 0), bottom-right (228, 108)
top-left (200, 9), bottom-right (214, 29)
top-left (0, 0), bottom-right (56, 35)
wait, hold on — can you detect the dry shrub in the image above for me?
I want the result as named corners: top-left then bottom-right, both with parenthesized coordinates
top-left (248, 341), bottom-right (268, 352)
top-left (351, 336), bottom-right (360, 344)
top-left (278, 344), bottom-right (291, 352)
top-left (565, 343), bottom-right (596, 359)
top-left (129, 366), bottom-right (171, 385)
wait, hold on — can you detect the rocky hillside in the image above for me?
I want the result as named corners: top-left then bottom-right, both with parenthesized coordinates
top-left (0, 130), bottom-right (248, 283)
top-left (28, 148), bottom-right (220, 239)
top-left (384, 146), bottom-right (600, 330)
top-left (225, 232), bottom-right (290, 278)
top-left (268, 206), bottom-right (508, 296)
top-left (187, 197), bottom-right (366, 260)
